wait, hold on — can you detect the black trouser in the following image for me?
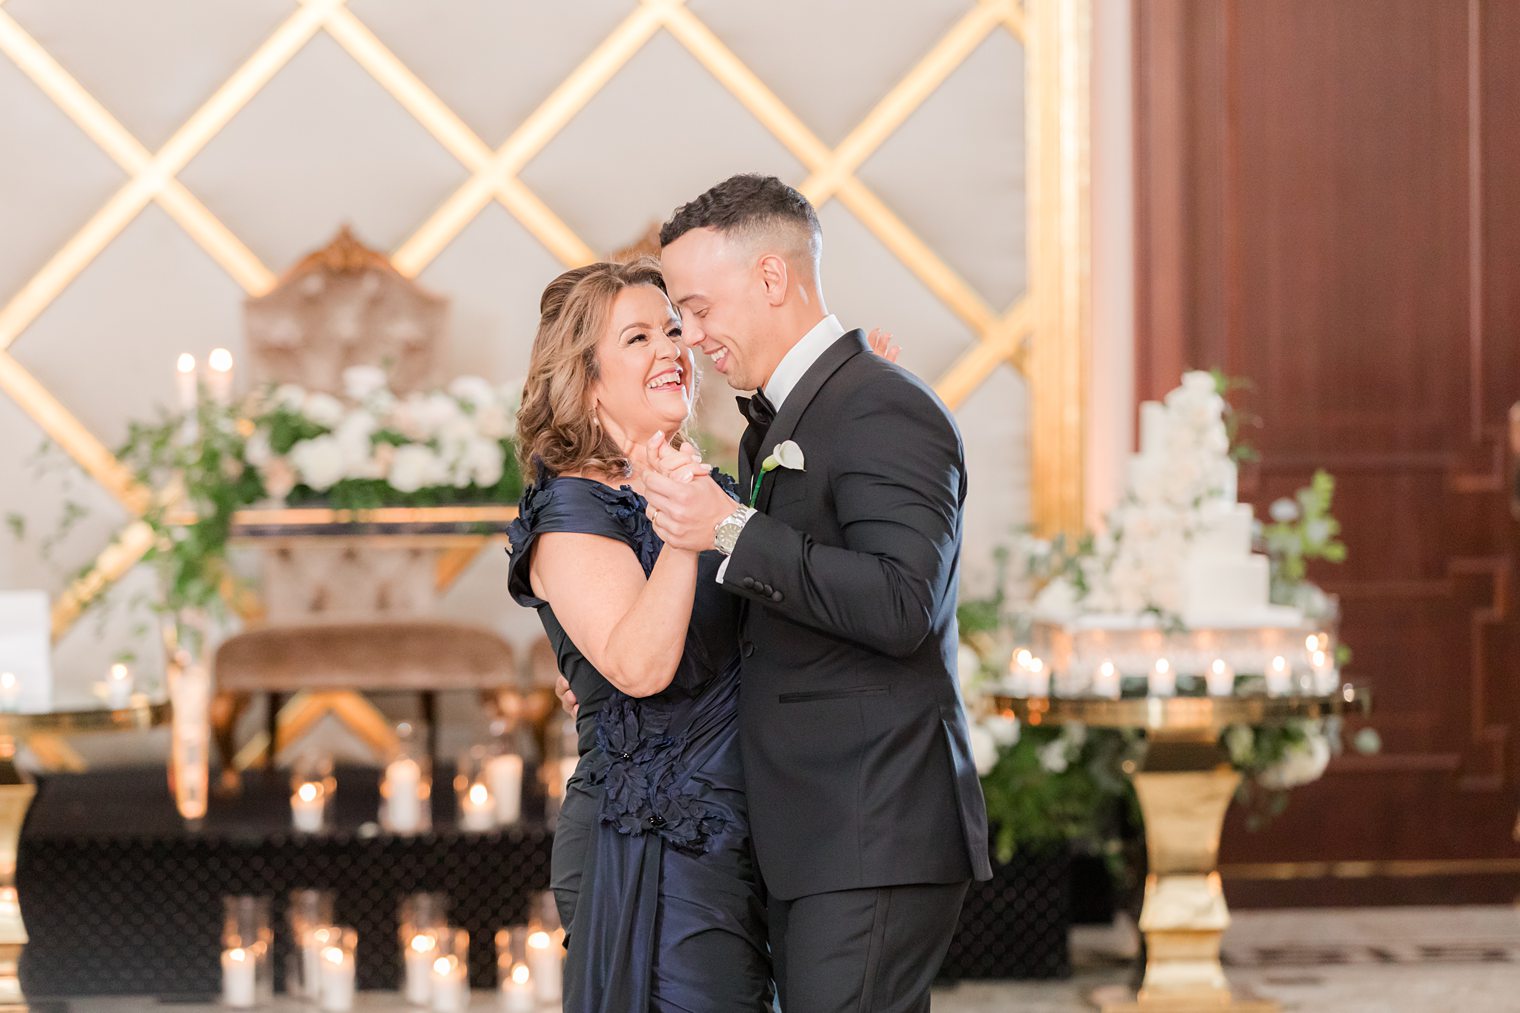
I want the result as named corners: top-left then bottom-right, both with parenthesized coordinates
top-left (769, 880), bottom-right (969, 1012)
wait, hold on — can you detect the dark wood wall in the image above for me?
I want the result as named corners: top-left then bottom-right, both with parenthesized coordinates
top-left (1133, 0), bottom-right (1520, 904)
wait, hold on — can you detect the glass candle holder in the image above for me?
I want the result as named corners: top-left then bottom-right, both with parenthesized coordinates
top-left (400, 893), bottom-right (451, 1005)
top-left (381, 722), bottom-right (432, 835)
top-left (316, 926), bottom-right (358, 1013)
top-left (287, 889), bottom-right (336, 999)
top-left (496, 927), bottom-right (534, 1013)
top-left (428, 927), bottom-right (470, 1013)
top-left (221, 896), bottom-right (272, 1003)
top-left (290, 752), bottom-right (336, 835)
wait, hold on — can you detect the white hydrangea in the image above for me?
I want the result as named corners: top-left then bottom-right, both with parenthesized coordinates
top-left (289, 435), bottom-right (345, 492)
top-left (389, 444), bottom-right (444, 494)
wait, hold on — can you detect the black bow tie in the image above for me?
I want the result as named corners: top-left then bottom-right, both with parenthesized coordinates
top-left (737, 390), bottom-right (776, 431)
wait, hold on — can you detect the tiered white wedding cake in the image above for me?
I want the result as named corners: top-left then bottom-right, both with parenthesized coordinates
top-left (1025, 372), bottom-right (1326, 696)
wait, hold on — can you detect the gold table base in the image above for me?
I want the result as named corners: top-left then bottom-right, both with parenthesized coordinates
top-left (996, 690), bottom-right (1370, 1013)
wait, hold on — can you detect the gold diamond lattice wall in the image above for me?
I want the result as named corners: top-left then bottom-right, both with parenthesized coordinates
top-left (0, 0), bottom-right (1089, 638)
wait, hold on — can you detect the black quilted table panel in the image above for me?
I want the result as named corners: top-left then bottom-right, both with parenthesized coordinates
top-left (16, 768), bottom-right (1070, 997)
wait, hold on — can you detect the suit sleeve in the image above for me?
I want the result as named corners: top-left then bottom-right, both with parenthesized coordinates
top-left (721, 382), bottom-right (963, 658)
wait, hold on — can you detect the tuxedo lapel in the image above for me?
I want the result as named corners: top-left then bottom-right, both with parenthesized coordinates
top-left (752, 329), bottom-right (868, 513)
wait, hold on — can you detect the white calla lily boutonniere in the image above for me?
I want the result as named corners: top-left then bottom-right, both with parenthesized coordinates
top-left (749, 440), bottom-right (805, 507)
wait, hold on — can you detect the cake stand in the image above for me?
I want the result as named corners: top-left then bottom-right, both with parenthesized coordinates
top-left (0, 697), bottom-right (172, 1010)
top-left (992, 687), bottom-right (1371, 1012)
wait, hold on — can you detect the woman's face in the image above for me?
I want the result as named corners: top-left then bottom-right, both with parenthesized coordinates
top-left (588, 285), bottom-right (694, 442)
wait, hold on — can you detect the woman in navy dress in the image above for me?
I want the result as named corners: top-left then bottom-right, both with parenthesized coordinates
top-left (505, 259), bottom-right (769, 1011)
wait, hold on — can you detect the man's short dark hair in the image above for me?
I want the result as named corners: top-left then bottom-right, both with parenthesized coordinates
top-left (660, 174), bottom-right (822, 263)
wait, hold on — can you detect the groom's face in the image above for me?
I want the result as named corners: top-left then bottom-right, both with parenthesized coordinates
top-left (661, 228), bottom-right (771, 392)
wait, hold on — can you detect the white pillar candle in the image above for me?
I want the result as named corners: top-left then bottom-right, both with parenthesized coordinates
top-left (319, 945), bottom-right (356, 1012)
top-left (105, 662), bottom-right (134, 708)
top-left (499, 963), bottom-right (534, 1013)
top-left (0, 672), bottom-right (18, 713)
top-left (175, 353), bottom-right (198, 412)
top-left (1148, 658), bottom-right (1176, 697)
top-left (484, 754), bottom-right (523, 826)
top-left (526, 930), bottom-right (561, 1003)
top-left (1309, 649), bottom-right (1337, 695)
top-left (207, 347), bottom-right (234, 405)
top-left (1024, 657), bottom-right (1050, 697)
top-left (1266, 655), bottom-right (1292, 696)
top-left (1091, 659), bottom-right (1120, 699)
top-left (429, 955), bottom-right (468, 1012)
top-left (404, 930), bottom-right (438, 1004)
top-left (459, 782), bottom-right (494, 832)
top-left (385, 757), bottom-right (424, 833)
top-left (221, 947), bottom-right (257, 1009)
top-left (291, 782), bottom-right (325, 834)
top-left (1206, 658), bottom-right (1235, 697)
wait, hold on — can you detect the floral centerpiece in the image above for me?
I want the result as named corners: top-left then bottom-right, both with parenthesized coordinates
top-left (97, 365), bottom-right (523, 649)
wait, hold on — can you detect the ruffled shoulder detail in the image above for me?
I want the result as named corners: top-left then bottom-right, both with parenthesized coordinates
top-left (709, 469), bottom-right (740, 502)
top-left (503, 473), bottom-right (661, 607)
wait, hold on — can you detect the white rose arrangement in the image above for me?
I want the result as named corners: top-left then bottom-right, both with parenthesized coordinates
top-left (247, 366), bottom-right (522, 508)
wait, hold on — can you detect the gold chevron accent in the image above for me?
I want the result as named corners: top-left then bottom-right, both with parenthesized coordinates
top-left (1, 0), bottom-right (1089, 636)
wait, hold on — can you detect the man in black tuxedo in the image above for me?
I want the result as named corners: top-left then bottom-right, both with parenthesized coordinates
top-left (642, 173), bottom-right (992, 1011)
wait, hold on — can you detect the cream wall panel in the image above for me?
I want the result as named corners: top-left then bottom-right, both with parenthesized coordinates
top-left (958, 362), bottom-right (1031, 594)
top-left (0, 397), bottom-right (129, 596)
top-left (348, 0), bottom-right (634, 146)
top-left (516, 30), bottom-right (806, 256)
top-left (417, 202), bottom-right (565, 385)
top-left (857, 30), bottom-right (1026, 310)
top-left (5, 0), bottom-right (294, 149)
top-left (9, 204), bottom-right (248, 450)
top-left (815, 201), bottom-right (976, 384)
top-left (0, 53), bottom-right (126, 301)
top-left (685, 0), bottom-right (971, 145)
top-left (176, 32), bottom-right (471, 269)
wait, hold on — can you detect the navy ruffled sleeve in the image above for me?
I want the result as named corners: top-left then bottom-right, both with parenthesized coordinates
top-left (505, 476), bottom-right (654, 608)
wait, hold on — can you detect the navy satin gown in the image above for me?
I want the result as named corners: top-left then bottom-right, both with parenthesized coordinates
top-left (506, 469), bottom-right (771, 1012)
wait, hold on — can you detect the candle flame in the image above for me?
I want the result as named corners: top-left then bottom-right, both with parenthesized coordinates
top-left (176, 353), bottom-right (195, 373)
top-left (527, 930), bottom-right (551, 950)
top-left (512, 963), bottom-right (530, 985)
top-left (209, 348), bottom-right (233, 373)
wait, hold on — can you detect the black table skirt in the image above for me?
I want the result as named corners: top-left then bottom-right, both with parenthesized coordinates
top-left (17, 767), bottom-right (1069, 997)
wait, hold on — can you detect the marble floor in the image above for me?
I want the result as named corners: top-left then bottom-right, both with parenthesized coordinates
top-left (40, 905), bottom-right (1520, 1012)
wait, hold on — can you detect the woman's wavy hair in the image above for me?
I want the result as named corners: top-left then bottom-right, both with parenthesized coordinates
top-left (516, 257), bottom-right (693, 479)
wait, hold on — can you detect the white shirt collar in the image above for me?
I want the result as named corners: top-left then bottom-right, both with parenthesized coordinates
top-left (761, 314), bottom-right (845, 410)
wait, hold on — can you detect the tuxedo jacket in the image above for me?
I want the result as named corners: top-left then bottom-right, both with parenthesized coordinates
top-left (724, 328), bottom-right (993, 901)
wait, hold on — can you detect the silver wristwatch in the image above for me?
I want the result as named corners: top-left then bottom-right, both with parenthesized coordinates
top-left (713, 505), bottom-right (756, 555)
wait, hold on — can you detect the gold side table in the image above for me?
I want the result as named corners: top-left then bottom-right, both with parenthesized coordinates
top-left (0, 698), bottom-right (172, 1010)
top-left (993, 688), bottom-right (1370, 1013)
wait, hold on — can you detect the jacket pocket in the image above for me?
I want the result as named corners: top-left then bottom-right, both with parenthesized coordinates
top-left (778, 685), bottom-right (890, 704)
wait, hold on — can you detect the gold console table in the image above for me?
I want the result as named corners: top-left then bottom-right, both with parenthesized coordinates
top-left (0, 698), bottom-right (172, 1010)
top-left (993, 687), bottom-right (1371, 1013)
